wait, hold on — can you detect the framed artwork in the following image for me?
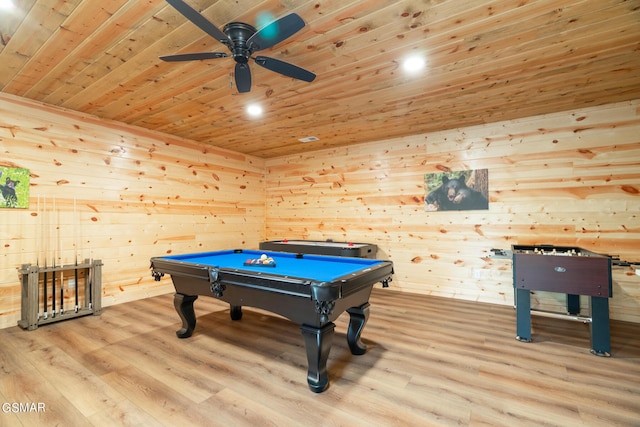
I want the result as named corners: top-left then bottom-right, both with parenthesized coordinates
top-left (424, 169), bottom-right (489, 211)
top-left (0, 166), bottom-right (30, 208)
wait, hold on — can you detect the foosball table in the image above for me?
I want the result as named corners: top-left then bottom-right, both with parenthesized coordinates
top-left (511, 244), bottom-right (612, 356)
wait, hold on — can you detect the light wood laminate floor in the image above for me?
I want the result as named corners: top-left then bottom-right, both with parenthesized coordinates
top-left (1, 289), bottom-right (639, 426)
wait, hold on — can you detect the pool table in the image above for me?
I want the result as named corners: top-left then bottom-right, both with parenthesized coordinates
top-left (150, 249), bottom-right (394, 392)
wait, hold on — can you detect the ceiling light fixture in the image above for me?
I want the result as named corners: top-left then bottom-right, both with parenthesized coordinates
top-left (0, 0), bottom-right (14, 11)
top-left (298, 136), bottom-right (319, 143)
top-left (246, 104), bottom-right (263, 117)
top-left (402, 55), bottom-right (426, 73)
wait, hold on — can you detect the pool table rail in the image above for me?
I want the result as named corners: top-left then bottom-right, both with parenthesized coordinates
top-left (150, 255), bottom-right (393, 304)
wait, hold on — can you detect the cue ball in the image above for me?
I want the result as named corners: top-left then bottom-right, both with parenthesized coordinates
top-left (260, 254), bottom-right (267, 260)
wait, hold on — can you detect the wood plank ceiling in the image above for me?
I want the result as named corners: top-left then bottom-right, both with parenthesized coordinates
top-left (1, 0), bottom-right (639, 158)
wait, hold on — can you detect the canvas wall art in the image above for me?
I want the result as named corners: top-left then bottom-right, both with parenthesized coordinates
top-left (424, 169), bottom-right (489, 211)
top-left (0, 166), bottom-right (30, 208)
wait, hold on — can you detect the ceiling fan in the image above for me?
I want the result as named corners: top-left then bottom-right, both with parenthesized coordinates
top-left (160, 0), bottom-right (316, 93)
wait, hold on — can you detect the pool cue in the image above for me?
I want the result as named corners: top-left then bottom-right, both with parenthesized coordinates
top-left (42, 195), bottom-right (49, 319)
top-left (74, 197), bottom-right (78, 312)
top-left (37, 195), bottom-right (44, 319)
top-left (36, 195), bottom-right (40, 316)
top-left (59, 269), bottom-right (64, 315)
top-left (51, 196), bottom-right (56, 317)
top-left (52, 265), bottom-right (56, 316)
top-left (59, 199), bottom-right (64, 315)
top-left (43, 264), bottom-right (48, 319)
top-left (89, 244), bottom-right (93, 309)
top-left (74, 265), bottom-right (79, 312)
top-left (51, 258), bottom-right (56, 315)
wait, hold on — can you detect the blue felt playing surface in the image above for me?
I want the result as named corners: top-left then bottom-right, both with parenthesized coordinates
top-left (160, 249), bottom-right (382, 282)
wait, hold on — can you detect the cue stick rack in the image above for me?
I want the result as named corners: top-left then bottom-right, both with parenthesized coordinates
top-left (18, 259), bottom-right (103, 331)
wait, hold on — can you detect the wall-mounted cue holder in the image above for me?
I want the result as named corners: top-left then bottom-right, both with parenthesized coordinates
top-left (17, 259), bottom-right (103, 331)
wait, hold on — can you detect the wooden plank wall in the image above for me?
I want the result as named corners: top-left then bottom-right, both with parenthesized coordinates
top-left (265, 100), bottom-right (640, 323)
top-left (1, 92), bottom-right (638, 329)
top-left (0, 93), bottom-right (265, 329)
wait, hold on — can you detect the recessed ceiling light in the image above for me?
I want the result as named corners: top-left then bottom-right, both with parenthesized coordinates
top-left (246, 104), bottom-right (263, 117)
top-left (298, 136), bottom-right (319, 143)
top-left (402, 55), bottom-right (426, 73)
top-left (0, 0), bottom-right (15, 11)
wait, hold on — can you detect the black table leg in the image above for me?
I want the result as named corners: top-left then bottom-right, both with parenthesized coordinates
top-left (590, 296), bottom-right (611, 357)
top-left (346, 303), bottom-right (370, 355)
top-left (174, 293), bottom-right (198, 338)
top-left (567, 294), bottom-right (580, 315)
top-left (515, 288), bottom-right (532, 342)
top-left (230, 305), bottom-right (243, 320)
top-left (300, 322), bottom-right (335, 393)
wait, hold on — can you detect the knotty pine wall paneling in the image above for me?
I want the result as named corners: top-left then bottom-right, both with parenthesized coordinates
top-left (0, 93), bottom-right (265, 329)
top-left (265, 100), bottom-right (640, 323)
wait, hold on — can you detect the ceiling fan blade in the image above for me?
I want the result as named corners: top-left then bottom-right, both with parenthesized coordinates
top-left (160, 52), bottom-right (228, 62)
top-left (254, 56), bottom-right (316, 82)
top-left (165, 0), bottom-right (230, 47)
top-left (247, 13), bottom-right (305, 52)
top-left (235, 63), bottom-right (252, 93)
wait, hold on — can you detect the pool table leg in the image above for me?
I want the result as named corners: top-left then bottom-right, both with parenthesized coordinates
top-left (230, 305), bottom-right (243, 320)
top-left (300, 322), bottom-right (335, 393)
top-left (347, 302), bottom-right (370, 355)
top-left (174, 293), bottom-right (198, 338)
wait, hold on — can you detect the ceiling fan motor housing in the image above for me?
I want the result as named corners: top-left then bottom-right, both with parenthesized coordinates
top-left (223, 22), bottom-right (256, 64)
